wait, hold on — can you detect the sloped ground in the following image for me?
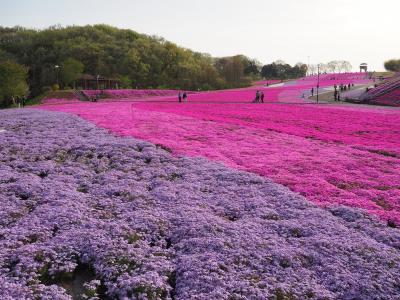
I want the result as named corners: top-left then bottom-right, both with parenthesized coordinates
top-left (0, 109), bottom-right (399, 299)
top-left (371, 88), bottom-right (400, 107)
top-left (40, 100), bottom-right (400, 225)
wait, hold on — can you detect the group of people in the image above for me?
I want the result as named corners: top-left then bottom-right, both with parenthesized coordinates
top-left (333, 83), bottom-right (353, 101)
top-left (309, 83), bottom-right (355, 102)
top-left (336, 83), bottom-right (354, 92)
top-left (253, 90), bottom-right (265, 103)
top-left (14, 96), bottom-right (26, 108)
top-left (178, 91), bottom-right (188, 102)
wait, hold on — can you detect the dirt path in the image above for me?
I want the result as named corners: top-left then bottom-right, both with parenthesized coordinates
top-left (308, 84), bottom-right (371, 103)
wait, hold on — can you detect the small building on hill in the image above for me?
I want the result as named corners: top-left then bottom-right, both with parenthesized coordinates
top-left (360, 63), bottom-right (368, 72)
top-left (76, 74), bottom-right (120, 90)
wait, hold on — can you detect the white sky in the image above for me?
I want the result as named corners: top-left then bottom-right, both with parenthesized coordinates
top-left (1, 0), bottom-right (399, 71)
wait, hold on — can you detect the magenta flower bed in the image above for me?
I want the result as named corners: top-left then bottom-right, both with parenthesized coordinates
top-left (371, 88), bottom-right (400, 107)
top-left (41, 98), bottom-right (81, 105)
top-left (83, 89), bottom-right (188, 100)
top-left (39, 99), bottom-right (400, 225)
top-left (1, 109), bottom-right (399, 299)
top-left (80, 73), bottom-right (371, 104)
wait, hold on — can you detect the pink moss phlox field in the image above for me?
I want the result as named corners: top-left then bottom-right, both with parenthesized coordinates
top-left (363, 75), bottom-right (400, 99)
top-left (41, 98), bottom-right (81, 105)
top-left (371, 88), bottom-right (400, 107)
top-left (135, 102), bottom-right (400, 155)
top-left (82, 73), bottom-right (371, 104)
top-left (83, 89), bottom-right (198, 100)
top-left (39, 99), bottom-right (400, 224)
top-left (1, 109), bottom-right (400, 299)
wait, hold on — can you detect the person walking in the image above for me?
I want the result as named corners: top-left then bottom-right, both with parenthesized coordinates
top-left (14, 97), bottom-right (19, 108)
top-left (255, 90), bottom-right (260, 103)
top-left (260, 91), bottom-right (265, 103)
top-left (311, 87), bottom-right (314, 97)
top-left (334, 90), bottom-right (338, 101)
top-left (183, 92), bottom-right (187, 102)
top-left (178, 91), bottom-right (182, 103)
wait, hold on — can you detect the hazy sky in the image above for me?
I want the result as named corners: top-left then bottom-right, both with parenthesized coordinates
top-left (1, 0), bottom-right (399, 71)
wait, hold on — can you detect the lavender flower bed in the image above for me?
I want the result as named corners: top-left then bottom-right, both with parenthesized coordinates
top-left (0, 109), bottom-right (399, 300)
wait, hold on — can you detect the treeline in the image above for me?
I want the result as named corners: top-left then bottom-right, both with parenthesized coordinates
top-left (0, 24), bottom-right (260, 103)
top-left (261, 61), bottom-right (308, 79)
top-left (0, 60), bottom-right (29, 107)
top-left (313, 60), bottom-right (352, 74)
top-left (384, 59), bottom-right (400, 72)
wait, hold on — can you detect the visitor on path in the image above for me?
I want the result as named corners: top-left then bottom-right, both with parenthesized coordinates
top-left (183, 92), bottom-right (187, 102)
top-left (178, 91), bottom-right (182, 103)
top-left (21, 97), bottom-right (26, 107)
top-left (254, 90), bottom-right (260, 103)
top-left (261, 91), bottom-right (265, 103)
top-left (337, 92), bottom-right (341, 101)
top-left (15, 97), bottom-right (20, 108)
top-left (334, 90), bottom-right (338, 101)
top-left (348, 83), bottom-right (351, 90)
top-left (311, 88), bottom-right (314, 97)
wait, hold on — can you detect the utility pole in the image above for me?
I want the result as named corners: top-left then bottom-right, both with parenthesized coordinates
top-left (55, 65), bottom-right (60, 86)
top-left (96, 74), bottom-right (100, 91)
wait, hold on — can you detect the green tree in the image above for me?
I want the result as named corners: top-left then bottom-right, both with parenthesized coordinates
top-left (261, 61), bottom-right (307, 80)
top-left (261, 64), bottom-right (278, 79)
top-left (384, 59), bottom-right (400, 72)
top-left (0, 24), bottom-right (254, 93)
top-left (214, 55), bottom-right (252, 88)
top-left (0, 61), bottom-right (29, 107)
top-left (118, 75), bottom-right (132, 88)
top-left (61, 58), bottom-right (84, 88)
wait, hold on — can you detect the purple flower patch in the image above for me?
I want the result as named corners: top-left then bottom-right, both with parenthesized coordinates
top-left (0, 109), bottom-right (399, 299)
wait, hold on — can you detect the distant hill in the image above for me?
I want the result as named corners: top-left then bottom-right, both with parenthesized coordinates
top-left (0, 24), bottom-right (260, 96)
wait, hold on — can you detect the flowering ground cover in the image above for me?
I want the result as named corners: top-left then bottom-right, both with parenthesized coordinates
top-left (83, 89), bottom-right (197, 100)
top-left (41, 98), bottom-right (81, 105)
top-left (39, 99), bottom-right (400, 225)
top-left (371, 88), bottom-right (400, 107)
top-left (1, 109), bottom-right (400, 299)
top-left (189, 73), bottom-right (370, 103)
top-left (80, 73), bottom-right (371, 104)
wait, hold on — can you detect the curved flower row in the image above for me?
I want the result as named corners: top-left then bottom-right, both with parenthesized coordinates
top-left (371, 89), bottom-right (400, 107)
top-left (0, 109), bottom-right (399, 299)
